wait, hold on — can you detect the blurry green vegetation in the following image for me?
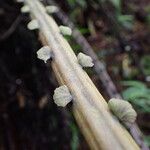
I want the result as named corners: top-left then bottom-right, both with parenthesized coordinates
top-left (78, 27), bottom-right (90, 35)
top-left (122, 80), bottom-right (150, 113)
top-left (145, 5), bottom-right (150, 24)
top-left (69, 122), bottom-right (79, 150)
top-left (117, 15), bottom-right (134, 29)
top-left (140, 55), bottom-right (150, 76)
top-left (67, 0), bottom-right (134, 30)
top-left (144, 135), bottom-right (150, 147)
top-left (66, 0), bottom-right (87, 9)
top-left (122, 80), bottom-right (150, 146)
top-left (109, 0), bottom-right (134, 29)
top-left (109, 0), bottom-right (121, 11)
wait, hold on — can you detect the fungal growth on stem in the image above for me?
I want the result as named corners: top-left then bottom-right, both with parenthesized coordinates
top-left (53, 85), bottom-right (72, 107)
top-left (27, 19), bottom-right (39, 30)
top-left (21, 5), bottom-right (30, 13)
top-left (59, 25), bottom-right (72, 36)
top-left (77, 52), bottom-right (94, 67)
top-left (108, 98), bottom-right (137, 127)
top-left (37, 46), bottom-right (52, 63)
top-left (46, 6), bottom-right (59, 14)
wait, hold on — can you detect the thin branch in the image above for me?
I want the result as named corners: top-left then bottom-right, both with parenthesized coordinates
top-left (24, 0), bottom-right (140, 149)
top-left (0, 15), bottom-right (22, 41)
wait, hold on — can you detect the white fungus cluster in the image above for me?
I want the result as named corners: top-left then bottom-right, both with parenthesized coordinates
top-left (77, 52), bottom-right (94, 67)
top-left (27, 19), bottom-right (39, 30)
top-left (59, 25), bottom-right (72, 36)
top-left (37, 46), bottom-right (52, 63)
top-left (53, 85), bottom-right (72, 107)
top-left (108, 98), bottom-right (137, 127)
top-left (21, 5), bottom-right (30, 13)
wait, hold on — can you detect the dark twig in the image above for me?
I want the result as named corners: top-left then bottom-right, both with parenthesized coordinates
top-left (0, 15), bottom-right (22, 41)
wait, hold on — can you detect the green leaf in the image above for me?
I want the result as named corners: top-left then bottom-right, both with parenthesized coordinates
top-left (122, 87), bottom-right (147, 100)
top-left (140, 55), bottom-right (150, 76)
top-left (70, 123), bottom-right (79, 150)
top-left (77, 0), bottom-right (87, 8)
top-left (122, 80), bottom-right (150, 113)
top-left (144, 135), bottom-right (150, 147)
top-left (110, 0), bottom-right (121, 11)
top-left (66, 0), bottom-right (76, 7)
top-left (78, 27), bottom-right (90, 34)
top-left (117, 15), bottom-right (134, 29)
top-left (121, 80), bottom-right (146, 89)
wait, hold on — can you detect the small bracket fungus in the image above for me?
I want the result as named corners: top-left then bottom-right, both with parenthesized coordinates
top-left (53, 85), bottom-right (72, 107)
top-left (59, 25), bottom-right (72, 36)
top-left (77, 52), bottom-right (94, 67)
top-left (27, 19), bottom-right (39, 30)
top-left (108, 98), bottom-right (137, 127)
top-left (46, 6), bottom-right (59, 14)
top-left (21, 5), bottom-right (30, 13)
top-left (37, 46), bottom-right (52, 63)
